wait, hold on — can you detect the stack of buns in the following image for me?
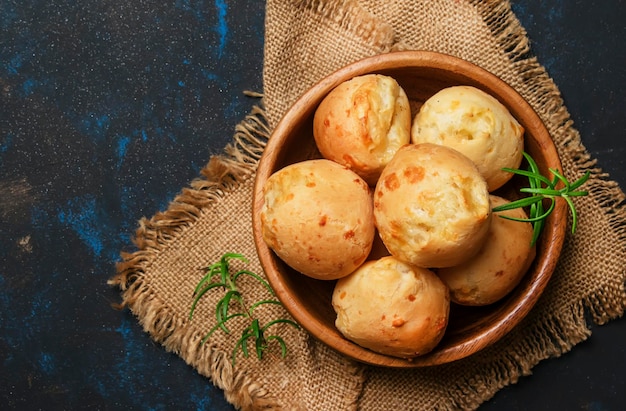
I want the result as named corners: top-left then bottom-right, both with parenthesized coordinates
top-left (260, 76), bottom-right (536, 359)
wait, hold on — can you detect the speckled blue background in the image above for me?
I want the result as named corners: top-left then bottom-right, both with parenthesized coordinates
top-left (1, 1), bottom-right (624, 410)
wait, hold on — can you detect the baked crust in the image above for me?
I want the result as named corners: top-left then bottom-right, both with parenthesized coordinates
top-left (411, 85), bottom-right (524, 191)
top-left (373, 143), bottom-right (491, 268)
top-left (313, 74), bottom-right (411, 185)
top-left (437, 195), bottom-right (536, 306)
top-left (332, 256), bottom-right (450, 358)
top-left (261, 159), bottom-right (375, 280)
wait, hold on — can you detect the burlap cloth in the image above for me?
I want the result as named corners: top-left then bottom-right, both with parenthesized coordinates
top-left (110, 0), bottom-right (626, 409)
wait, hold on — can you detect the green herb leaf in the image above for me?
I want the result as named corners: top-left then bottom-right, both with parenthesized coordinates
top-left (189, 253), bottom-right (300, 365)
top-left (492, 152), bottom-right (590, 246)
top-left (266, 335), bottom-right (288, 358)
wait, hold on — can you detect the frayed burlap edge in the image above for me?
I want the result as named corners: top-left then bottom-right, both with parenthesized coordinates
top-left (301, 0), bottom-right (395, 51)
top-left (107, 101), bottom-right (282, 411)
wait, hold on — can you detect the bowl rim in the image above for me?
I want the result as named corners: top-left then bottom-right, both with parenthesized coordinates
top-left (252, 50), bottom-right (567, 367)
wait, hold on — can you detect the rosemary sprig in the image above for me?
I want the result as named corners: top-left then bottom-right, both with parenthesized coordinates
top-left (189, 252), bottom-right (300, 365)
top-left (492, 152), bottom-right (590, 246)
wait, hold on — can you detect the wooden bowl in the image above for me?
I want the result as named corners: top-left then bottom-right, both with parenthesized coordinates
top-left (252, 51), bottom-right (567, 367)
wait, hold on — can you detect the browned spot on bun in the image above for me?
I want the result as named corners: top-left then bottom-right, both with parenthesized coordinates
top-left (392, 318), bottom-right (406, 327)
top-left (403, 166), bottom-right (425, 184)
top-left (342, 153), bottom-right (356, 167)
top-left (319, 215), bottom-right (327, 226)
top-left (384, 172), bottom-right (400, 191)
top-left (344, 230), bottom-right (355, 240)
top-left (354, 178), bottom-right (369, 191)
top-left (340, 291), bottom-right (347, 299)
top-left (308, 254), bottom-right (321, 263)
top-left (407, 294), bottom-right (416, 301)
top-left (495, 270), bottom-right (505, 277)
top-left (389, 220), bottom-right (402, 231)
top-left (434, 316), bottom-right (448, 331)
top-left (306, 181), bottom-right (316, 188)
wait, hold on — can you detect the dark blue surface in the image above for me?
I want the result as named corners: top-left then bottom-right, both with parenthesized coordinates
top-left (1, 1), bottom-right (624, 410)
top-left (1, 1), bottom-right (262, 410)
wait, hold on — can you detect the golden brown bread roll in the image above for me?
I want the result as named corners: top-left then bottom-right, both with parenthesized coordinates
top-left (332, 256), bottom-right (450, 358)
top-left (313, 74), bottom-right (411, 185)
top-left (411, 85), bottom-right (524, 191)
top-left (437, 195), bottom-right (536, 306)
top-left (373, 143), bottom-right (491, 268)
top-left (260, 159), bottom-right (375, 280)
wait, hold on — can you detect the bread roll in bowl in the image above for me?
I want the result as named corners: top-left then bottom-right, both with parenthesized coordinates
top-left (373, 143), bottom-right (491, 268)
top-left (332, 256), bottom-right (450, 358)
top-left (313, 74), bottom-right (411, 185)
top-left (260, 159), bottom-right (375, 280)
top-left (411, 85), bottom-right (524, 191)
top-left (437, 195), bottom-right (536, 306)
